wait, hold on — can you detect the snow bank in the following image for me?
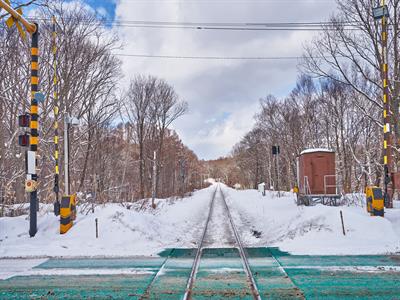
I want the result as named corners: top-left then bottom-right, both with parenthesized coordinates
top-left (0, 186), bottom-right (214, 258)
top-left (223, 186), bottom-right (400, 255)
top-left (2, 183), bottom-right (399, 258)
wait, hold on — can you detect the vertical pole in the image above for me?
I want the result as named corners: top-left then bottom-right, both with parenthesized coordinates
top-left (95, 218), bottom-right (98, 238)
top-left (92, 174), bottom-right (97, 213)
top-left (152, 151), bottom-right (156, 208)
top-left (340, 210), bottom-right (346, 236)
top-left (277, 153), bottom-right (280, 197)
top-left (173, 168), bottom-right (176, 195)
top-left (29, 23), bottom-right (39, 237)
top-left (64, 117), bottom-right (69, 195)
top-left (52, 16), bottom-right (60, 207)
top-left (381, 0), bottom-right (392, 208)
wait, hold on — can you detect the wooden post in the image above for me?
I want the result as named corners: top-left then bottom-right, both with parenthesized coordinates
top-left (340, 210), bottom-right (346, 236)
top-left (95, 218), bottom-right (98, 238)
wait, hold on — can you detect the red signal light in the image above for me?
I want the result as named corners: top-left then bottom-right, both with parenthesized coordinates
top-left (18, 114), bottom-right (30, 127)
top-left (18, 134), bottom-right (30, 147)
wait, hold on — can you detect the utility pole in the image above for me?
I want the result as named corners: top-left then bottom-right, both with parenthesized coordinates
top-left (64, 117), bottom-right (70, 195)
top-left (179, 159), bottom-right (186, 195)
top-left (63, 114), bottom-right (79, 196)
top-left (373, 1), bottom-right (392, 208)
top-left (151, 151), bottom-right (157, 208)
top-left (0, 0), bottom-right (40, 237)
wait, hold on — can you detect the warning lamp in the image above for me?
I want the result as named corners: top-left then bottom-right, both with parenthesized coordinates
top-left (18, 114), bottom-right (30, 127)
top-left (18, 134), bottom-right (30, 147)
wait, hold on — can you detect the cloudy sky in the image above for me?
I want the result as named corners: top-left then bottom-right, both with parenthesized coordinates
top-left (83, 0), bottom-right (338, 160)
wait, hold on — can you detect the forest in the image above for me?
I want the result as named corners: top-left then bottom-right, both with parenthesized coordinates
top-left (231, 0), bottom-right (399, 193)
top-left (0, 0), bottom-right (205, 209)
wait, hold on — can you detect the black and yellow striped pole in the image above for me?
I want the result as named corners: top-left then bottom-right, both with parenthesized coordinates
top-left (381, 0), bottom-right (392, 208)
top-left (0, 0), bottom-right (40, 236)
top-left (374, 0), bottom-right (392, 208)
top-left (29, 24), bottom-right (40, 237)
top-left (52, 16), bottom-right (60, 215)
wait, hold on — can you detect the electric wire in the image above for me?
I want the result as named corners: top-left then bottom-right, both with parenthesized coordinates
top-left (113, 53), bottom-right (357, 61)
top-left (29, 17), bottom-right (362, 31)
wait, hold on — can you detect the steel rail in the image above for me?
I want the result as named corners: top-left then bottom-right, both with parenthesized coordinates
top-left (220, 186), bottom-right (261, 300)
top-left (183, 187), bottom-right (218, 300)
top-left (269, 250), bottom-right (305, 299)
top-left (139, 248), bottom-right (175, 300)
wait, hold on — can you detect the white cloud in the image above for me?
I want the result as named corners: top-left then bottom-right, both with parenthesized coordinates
top-left (114, 0), bottom-right (337, 159)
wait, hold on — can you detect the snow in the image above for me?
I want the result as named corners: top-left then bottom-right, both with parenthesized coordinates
top-left (300, 148), bottom-right (334, 155)
top-left (1, 183), bottom-right (400, 259)
top-left (223, 186), bottom-right (400, 255)
top-left (0, 186), bottom-right (214, 258)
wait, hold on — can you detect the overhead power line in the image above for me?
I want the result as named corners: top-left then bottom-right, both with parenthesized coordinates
top-left (114, 53), bottom-right (353, 60)
top-left (115, 53), bottom-right (303, 60)
top-left (32, 17), bottom-right (361, 31)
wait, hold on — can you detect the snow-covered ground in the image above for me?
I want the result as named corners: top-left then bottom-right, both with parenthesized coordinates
top-left (0, 186), bottom-right (214, 258)
top-left (223, 186), bottom-right (400, 255)
top-left (1, 183), bottom-right (400, 258)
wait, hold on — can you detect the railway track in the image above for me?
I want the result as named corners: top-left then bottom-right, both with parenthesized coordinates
top-left (183, 185), bottom-right (261, 300)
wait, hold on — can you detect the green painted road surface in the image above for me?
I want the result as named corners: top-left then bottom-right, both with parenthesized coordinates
top-left (1, 248), bottom-right (400, 299)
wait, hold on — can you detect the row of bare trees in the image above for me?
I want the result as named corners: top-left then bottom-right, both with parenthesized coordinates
top-left (124, 75), bottom-right (188, 199)
top-left (0, 0), bottom-right (203, 209)
top-left (232, 0), bottom-right (396, 193)
top-left (233, 76), bottom-right (381, 192)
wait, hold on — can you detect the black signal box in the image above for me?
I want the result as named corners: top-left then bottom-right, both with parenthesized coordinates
top-left (272, 145), bottom-right (280, 155)
top-left (18, 134), bottom-right (30, 147)
top-left (18, 114), bottom-right (30, 127)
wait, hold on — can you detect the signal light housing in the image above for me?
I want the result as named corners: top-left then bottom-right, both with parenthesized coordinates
top-left (18, 114), bottom-right (30, 127)
top-left (272, 145), bottom-right (280, 155)
top-left (18, 134), bottom-right (30, 147)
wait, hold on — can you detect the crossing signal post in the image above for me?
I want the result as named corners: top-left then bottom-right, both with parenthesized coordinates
top-left (0, 0), bottom-right (41, 237)
top-left (373, 1), bottom-right (393, 208)
top-left (52, 16), bottom-right (61, 217)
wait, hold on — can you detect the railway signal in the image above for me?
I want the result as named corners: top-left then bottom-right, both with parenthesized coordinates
top-left (18, 114), bottom-right (30, 147)
top-left (0, 0), bottom-right (41, 237)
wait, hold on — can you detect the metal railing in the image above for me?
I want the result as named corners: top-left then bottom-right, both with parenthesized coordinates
top-left (324, 175), bottom-right (340, 195)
